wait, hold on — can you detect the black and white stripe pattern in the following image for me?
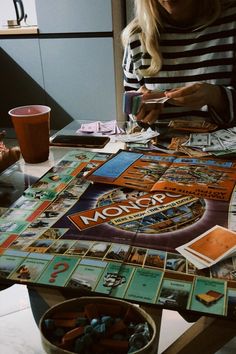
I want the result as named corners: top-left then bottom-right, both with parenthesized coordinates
top-left (123, 4), bottom-right (236, 126)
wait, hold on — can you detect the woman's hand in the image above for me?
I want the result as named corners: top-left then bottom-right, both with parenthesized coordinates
top-left (165, 83), bottom-right (226, 113)
top-left (135, 101), bottom-right (163, 125)
top-left (134, 86), bottom-right (165, 125)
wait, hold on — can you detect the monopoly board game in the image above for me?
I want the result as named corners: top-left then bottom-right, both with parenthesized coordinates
top-left (1, 149), bottom-right (236, 318)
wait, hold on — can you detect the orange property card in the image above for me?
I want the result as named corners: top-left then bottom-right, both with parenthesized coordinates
top-left (186, 226), bottom-right (236, 262)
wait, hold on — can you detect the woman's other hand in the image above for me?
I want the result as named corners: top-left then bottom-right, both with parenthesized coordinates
top-left (165, 83), bottom-right (225, 112)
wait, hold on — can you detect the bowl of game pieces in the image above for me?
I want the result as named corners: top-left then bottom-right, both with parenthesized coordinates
top-left (39, 296), bottom-right (157, 354)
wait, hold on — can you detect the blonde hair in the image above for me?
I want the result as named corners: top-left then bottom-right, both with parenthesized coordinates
top-left (122, 0), bottom-right (231, 76)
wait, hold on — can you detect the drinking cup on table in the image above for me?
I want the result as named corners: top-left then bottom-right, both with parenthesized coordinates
top-left (8, 105), bottom-right (51, 163)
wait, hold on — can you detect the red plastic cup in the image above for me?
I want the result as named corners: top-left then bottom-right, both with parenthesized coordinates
top-left (9, 105), bottom-right (51, 163)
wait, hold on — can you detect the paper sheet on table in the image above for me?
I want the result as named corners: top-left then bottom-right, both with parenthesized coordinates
top-left (77, 120), bottom-right (124, 135)
top-left (176, 225), bottom-right (236, 269)
top-left (144, 97), bottom-right (169, 104)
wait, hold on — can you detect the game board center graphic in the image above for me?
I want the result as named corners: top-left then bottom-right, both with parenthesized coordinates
top-left (95, 187), bottom-right (206, 235)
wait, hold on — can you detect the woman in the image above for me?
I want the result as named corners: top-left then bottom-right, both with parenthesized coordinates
top-left (122, 0), bottom-right (236, 128)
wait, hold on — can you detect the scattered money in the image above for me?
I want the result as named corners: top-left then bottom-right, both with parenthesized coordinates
top-left (186, 127), bottom-right (236, 157)
top-left (168, 119), bottom-right (217, 132)
top-left (189, 133), bottom-right (211, 147)
top-left (77, 120), bottom-right (124, 135)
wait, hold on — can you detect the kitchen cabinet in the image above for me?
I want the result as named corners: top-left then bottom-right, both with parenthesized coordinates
top-left (0, 0), bottom-right (125, 131)
top-left (35, 0), bottom-right (112, 33)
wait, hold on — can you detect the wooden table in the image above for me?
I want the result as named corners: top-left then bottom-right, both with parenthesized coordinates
top-left (1, 121), bottom-right (236, 353)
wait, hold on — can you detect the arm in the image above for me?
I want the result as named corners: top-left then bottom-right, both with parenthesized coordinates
top-left (122, 42), bottom-right (143, 92)
top-left (164, 81), bottom-right (236, 127)
top-left (213, 83), bottom-right (236, 127)
top-left (123, 41), bottom-right (164, 126)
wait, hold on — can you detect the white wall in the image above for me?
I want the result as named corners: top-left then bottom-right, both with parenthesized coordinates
top-left (0, 0), bottom-right (37, 27)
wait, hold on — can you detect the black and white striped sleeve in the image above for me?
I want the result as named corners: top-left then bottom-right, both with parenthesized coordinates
top-left (122, 35), bottom-right (144, 92)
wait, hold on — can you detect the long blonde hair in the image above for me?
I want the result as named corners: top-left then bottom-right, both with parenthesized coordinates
top-left (122, 0), bottom-right (232, 75)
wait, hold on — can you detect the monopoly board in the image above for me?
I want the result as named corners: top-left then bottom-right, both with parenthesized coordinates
top-left (1, 149), bottom-right (236, 318)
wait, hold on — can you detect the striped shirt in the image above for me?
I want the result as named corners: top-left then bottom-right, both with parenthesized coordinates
top-left (123, 3), bottom-right (236, 127)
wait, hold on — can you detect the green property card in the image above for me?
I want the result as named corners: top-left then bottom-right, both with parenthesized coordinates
top-left (0, 219), bottom-right (28, 234)
top-left (38, 255), bottom-right (80, 286)
top-left (2, 208), bottom-right (33, 221)
top-left (0, 255), bottom-right (25, 278)
top-left (109, 265), bottom-right (135, 298)
top-left (156, 278), bottom-right (193, 308)
top-left (67, 263), bottom-right (104, 291)
top-left (189, 276), bottom-right (226, 316)
top-left (124, 268), bottom-right (163, 303)
top-left (95, 262), bottom-right (134, 295)
top-left (10, 257), bottom-right (50, 282)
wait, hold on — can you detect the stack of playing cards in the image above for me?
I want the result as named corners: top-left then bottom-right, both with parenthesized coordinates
top-left (184, 127), bottom-right (236, 157)
top-left (115, 127), bottom-right (159, 143)
top-left (123, 91), bottom-right (143, 115)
